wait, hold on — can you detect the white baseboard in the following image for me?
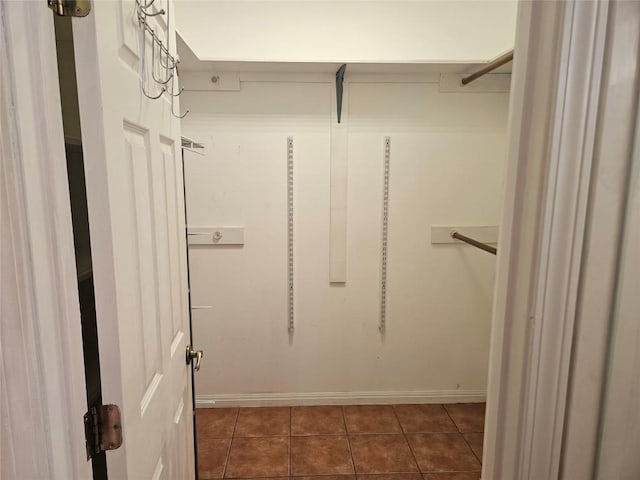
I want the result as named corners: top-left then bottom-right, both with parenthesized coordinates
top-left (195, 389), bottom-right (486, 408)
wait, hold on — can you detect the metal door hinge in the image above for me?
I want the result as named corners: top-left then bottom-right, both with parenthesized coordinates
top-left (84, 404), bottom-right (123, 460)
top-left (48, 0), bottom-right (91, 17)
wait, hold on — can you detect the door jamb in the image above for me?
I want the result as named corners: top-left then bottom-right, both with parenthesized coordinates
top-left (0, 2), bottom-right (91, 479)
top-left (0, 1), bottom-right (620, 479)
top-left (483, 1), bottom-right (611, 479)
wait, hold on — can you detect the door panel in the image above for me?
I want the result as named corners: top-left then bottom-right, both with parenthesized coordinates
top-left (73, 0), bottom-right (194, 478)
top-left (1, 3), bottom-right (92, 479)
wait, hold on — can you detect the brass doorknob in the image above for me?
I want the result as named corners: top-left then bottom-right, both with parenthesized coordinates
top-left (186, 346), bottom-right (203, 371)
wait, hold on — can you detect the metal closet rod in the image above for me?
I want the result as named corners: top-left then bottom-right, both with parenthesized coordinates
top-left (450, 231), bottom-right (497, 255)
top-left (461, 49), bottom-right (514, 85)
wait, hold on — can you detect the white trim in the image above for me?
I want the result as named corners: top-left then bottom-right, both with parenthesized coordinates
top-left (0, 2), bottom-right (90, 479)
top-left (195, 390), bottom-right (486, 408)
top-left (561, 1), bottom-right (640, 476)
top-left (484, 1), bottom-right (610, 479)
top-left (520, 1), bottom-right (607, 476)
top-left (594, 80), bottom-right (640, 478)
top-left (483, 2), bottom-right (566, 472)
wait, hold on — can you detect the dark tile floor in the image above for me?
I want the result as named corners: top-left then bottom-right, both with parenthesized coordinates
top-left (196, 403), bottom-right (485, 480)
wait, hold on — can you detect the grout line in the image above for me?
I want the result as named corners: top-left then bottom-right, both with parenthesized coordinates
top-left (232, 475), bottom-right (358, 479)
top-left (392, 404), bottom-right (409, 435)
top-left (221, 408), bottom-right (241, 479)
top-left (442, 406), bottom-right (483, 467)
top-left (231, 407), bottom-right (240, 437)
top-left (289, 406), bottom-right (292, 477)
top-left (342, 406), bottom-right (357, 476)
top-left (236, 433), bottom-right (350, 438)
top-left (461, 432), bottom-right (484, 466)
top-left (392, 404), bottom-right (421, 474)
top-left (442, 404), bottom-right (462, 433)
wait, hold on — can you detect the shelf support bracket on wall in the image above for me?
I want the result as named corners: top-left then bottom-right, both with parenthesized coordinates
top-left (336, 64), bottom-right (347, 124)
top-left (330, 65), bottom-right (349, 283)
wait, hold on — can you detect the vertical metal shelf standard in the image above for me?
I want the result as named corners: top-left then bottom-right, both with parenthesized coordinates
top-left (380, 137), bottom-right (391, 332)
top-left (287, 137), bottom-right (295, 332)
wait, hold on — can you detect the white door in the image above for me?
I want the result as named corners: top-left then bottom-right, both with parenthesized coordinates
top-left (72, 1), bottom-right (195, 478)
top-left (1, 3), bottom-right (91, 479)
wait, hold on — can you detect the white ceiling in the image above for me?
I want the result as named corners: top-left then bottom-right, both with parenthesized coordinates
top-left (174, 0), bottom-right (516, 74)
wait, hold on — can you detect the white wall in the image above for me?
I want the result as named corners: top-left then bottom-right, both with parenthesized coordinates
top-left (182, 74), bottom-right (508, 405)
top-left (175, 1), bottom-right (516, 64)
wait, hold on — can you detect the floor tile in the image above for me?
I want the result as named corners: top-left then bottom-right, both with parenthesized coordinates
top-left (463, 433), bottom-right (483, 462)
top-left (291, 436), bottom-right (355, 475)
top-left (292, 406), bottom-right (346, 435)
top-left (198, 438), bottom-right (231, 479)
top-left (294, 476), bottom-right (356, 480)
top-left (350, 434), bottom-right (419, 474)
top-left (197, 408), bottom-right (238, 438)
top-left (356, 474), bottom-right (423, 480)
top-left (394, 405), bottom-right (457, 434)
top-left (234, 407), bottom-right (290, 437)
top-left (442, 404), bottom-right (485, 433)
top-left (344, 406), bottom-right (402, 434)
top-left (225, 437), bottom-right (289, 478)
top-left (407, 434), bottom-right (480, 473)
top-left (422, 474), bottom-right (481, 480)
top-left (233, 478), bottom-right (288, 480)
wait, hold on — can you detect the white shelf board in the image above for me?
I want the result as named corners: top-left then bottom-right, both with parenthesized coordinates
top-left (177, 35), bottom-right (513, 76)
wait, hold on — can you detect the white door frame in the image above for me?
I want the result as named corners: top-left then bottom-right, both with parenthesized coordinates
top-left (483, 1), bottom-right (618, 479)
top-left (560, 0), bottom-right (640, 477)
top-left (0, 2), bottom-right (91, 479)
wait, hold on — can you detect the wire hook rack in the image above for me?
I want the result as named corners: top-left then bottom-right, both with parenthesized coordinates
top-left (136, 0), bottom-right (189, 118)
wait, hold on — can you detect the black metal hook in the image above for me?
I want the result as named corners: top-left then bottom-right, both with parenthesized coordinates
top-left (336, 64), bottom-right (347, 124)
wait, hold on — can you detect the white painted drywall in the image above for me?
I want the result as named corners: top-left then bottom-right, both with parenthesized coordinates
top-left (175, 1), bottom-right (516, 64)
top-left (181, 75), bottom-right (508, 404)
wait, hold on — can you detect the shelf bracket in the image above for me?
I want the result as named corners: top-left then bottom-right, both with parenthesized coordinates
top-left (336, 64), bottom-right (347, 124)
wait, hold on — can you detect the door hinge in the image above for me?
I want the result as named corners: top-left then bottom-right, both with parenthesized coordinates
top-left (47, 0), bottom-right (91, 17)
top-left (84, 404), bottom-right (123, 460)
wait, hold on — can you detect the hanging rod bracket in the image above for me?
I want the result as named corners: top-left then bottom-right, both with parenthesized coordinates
top-left (336, 64), bottom-right (347, 124)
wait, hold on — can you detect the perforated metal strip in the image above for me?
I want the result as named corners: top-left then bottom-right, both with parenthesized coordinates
top-left (380, 137), bottom-right (391, 332)
top-left (287, 137), bottom-right (295, 332)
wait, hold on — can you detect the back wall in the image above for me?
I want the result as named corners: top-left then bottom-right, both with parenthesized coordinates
top-left (181, 74), bottom-right (508, 406)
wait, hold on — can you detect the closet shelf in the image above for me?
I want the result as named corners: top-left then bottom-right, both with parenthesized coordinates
top-left (176, 59), bottom-right (513, 75)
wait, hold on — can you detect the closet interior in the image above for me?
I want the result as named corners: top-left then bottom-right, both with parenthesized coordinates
top-left (172, 3), bottom-right (515, 478)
